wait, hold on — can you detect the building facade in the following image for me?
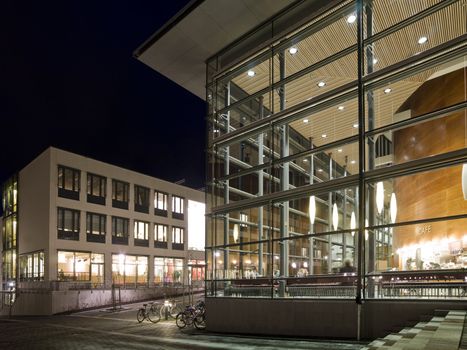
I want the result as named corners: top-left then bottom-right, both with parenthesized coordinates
top-left (1, 147), bottom-right (205, 314)
top-left (137, 0), bottom-right (467, 339)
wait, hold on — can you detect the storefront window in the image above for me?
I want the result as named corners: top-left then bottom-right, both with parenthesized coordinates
top-left (57, 251), bottom-right (91, 281)
top-left (153, 257), bottom-right (184, 285)
top-left (112, 254), bottom-right (148, 286)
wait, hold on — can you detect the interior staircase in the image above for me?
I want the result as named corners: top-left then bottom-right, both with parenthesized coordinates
top-left (361, 310), bottom-right (466, 350)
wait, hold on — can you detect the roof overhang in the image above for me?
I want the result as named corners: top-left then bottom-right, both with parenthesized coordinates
top-left (134, 0), bottom-right (297, 100)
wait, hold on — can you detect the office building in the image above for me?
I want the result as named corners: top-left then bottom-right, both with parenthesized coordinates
top-left (1, 147), bottom-right (205, 315)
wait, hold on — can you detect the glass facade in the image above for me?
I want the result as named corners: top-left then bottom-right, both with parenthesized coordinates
top-left (2, 175), bottom-right (18, 288)
top-left (206, 0), bottom-right (467, 300)
top-left (111, 254), bottom-right (148, 287)
top-left (19, 251), bottom-right (44, 281)
top-left (154, 257), bottom-right (184, 285)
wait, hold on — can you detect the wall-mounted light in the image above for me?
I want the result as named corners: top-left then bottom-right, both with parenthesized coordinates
top-left (332, 203), bottom-right (338, 231)
top-left (309, 196), bottom-right (316, 225)
top-left (350, 211), bottom-right (356, 237)
top-left (390, 193), bottom-right (397, 223)
top-left (376, 181), bottom-right (384, 214)
top-left (462, 164), bottom-right (467, 200)
top-left (233, 224), bottom-right (239, 243)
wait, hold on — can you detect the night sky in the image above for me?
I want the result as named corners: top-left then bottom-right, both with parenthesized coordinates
top-left (0, 1), bottom-right (205, 196)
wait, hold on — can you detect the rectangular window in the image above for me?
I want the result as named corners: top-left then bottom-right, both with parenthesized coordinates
top-left (87, 173), bottom-right (106, 205)
top-left (111, 216), bottom-right (129, 245)
top-left (57, 250), bottom-right (91, 281)
top-left (111, 254), bottom-right (148, 286)
top-left (58, 165), bottom-right (80, 200)
top-left (134, 185), bottom-right (150, 213)
top-left (112, 179), bottom-right (129, 209)
top-left (86, 212), bottom-right (106, 243)
top-left (172, 226), bottom-right (184, 250)
top-left (134, 220), bottom-right (149, 247)
top-left (57, 207), bottom-right (80, 240)
top-left (154, 257), bottom-right (184, 285)
top-left (91, 253), bottom-right (104, 285)
top-left (172, 195), bottom-right (184, 220)
top-left (19, 251), bottom-right (44, 281)
top-left (154, 191), bottom-right (168, 216)
top-left (154, 224), bottom-right (168, 248)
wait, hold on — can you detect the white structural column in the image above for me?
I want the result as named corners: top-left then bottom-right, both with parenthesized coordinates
top-left (308, 138), bottom-right (314, 275)
top-left (223, 82), bottom-right (231, 279)
top-left (328, 154), bottom-right (333, 273)
top-left (279, 51), bottom-right (289, 277)
top-left (257, 96), bottom-right (264, 275)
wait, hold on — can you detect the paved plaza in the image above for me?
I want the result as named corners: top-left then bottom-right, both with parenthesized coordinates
top-left (0, 300), bottom-right (365, 350)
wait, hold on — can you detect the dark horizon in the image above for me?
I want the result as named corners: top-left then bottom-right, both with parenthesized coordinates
top-left (0, 1), bottom-right (205, 197)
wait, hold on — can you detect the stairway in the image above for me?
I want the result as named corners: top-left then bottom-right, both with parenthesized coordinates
top-left (361, 310), bottom-right (466, 350)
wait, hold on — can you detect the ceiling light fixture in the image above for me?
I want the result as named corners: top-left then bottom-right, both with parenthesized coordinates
top-left (303, 119), bottom-right (309, 123)
top-left (384, 88), bottom-right (392, 94)
top-left (289, 47), bottom-right (298, 55)
top-left (418, 36), bottom-right (428, 44)
top-left (247, 70), bottom-right (255, 77)
top-left (337, 148), bottom-right (343, 153)
top-left (347, 14), bottom-right (357, 24)
top-left (321, 134), bottom-right (327, 138)
top-left (373, 58), bottom-right (378, 65)
top-left (317, 81), bottom-right (326, 88)
top-left (353, 123), bottom-right (359, 128)
top-left (338, 106), bottom-right (344, 111)
top-left (350, 160), bottom-right (356, 164)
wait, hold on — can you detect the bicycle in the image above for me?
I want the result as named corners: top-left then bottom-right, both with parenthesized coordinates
top-left (136, 302), bottom-right (161, 323)
top-left (156, 298), bottom-right (183, 319)
top-left (175, 300), bottom-right (205, 329)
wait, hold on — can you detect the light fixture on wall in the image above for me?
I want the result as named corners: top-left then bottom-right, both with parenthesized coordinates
top-left (332, 203), bottom-right (338, 231)
top-left (365, 219), bottom-right (369, 241)
top-left (233, 224), bottom-right (239, 243)
top-left (350, 211), bottom-right (356, 237)
top-left (376, 181), bottom-right (384, 214)
top-left (462, 164), bottom-right (467, 200)
top-left (390, 193), bottom-right (397, 223)
top-left (309, 196), bottom-right (316, 225)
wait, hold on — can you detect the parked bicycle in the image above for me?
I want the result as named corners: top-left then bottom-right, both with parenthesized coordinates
top-left (154, 298), bottom-right (183, 320)
top-left (136, 302), bottom-right (161, 323)
top-left (175, 300), bottom-right (205, 330)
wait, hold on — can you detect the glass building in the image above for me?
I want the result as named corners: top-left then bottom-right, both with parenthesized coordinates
top-left (137, 0), bottom-right (466, 339)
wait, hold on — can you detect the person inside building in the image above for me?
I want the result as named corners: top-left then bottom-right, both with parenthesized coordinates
top-left (339, 260), bottom-right (356, 274)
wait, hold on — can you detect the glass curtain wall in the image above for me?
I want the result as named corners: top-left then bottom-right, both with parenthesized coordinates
top-left (2, 175), bottom-right (18, 289)
top-left (206, 0), bottom-right (467, 300)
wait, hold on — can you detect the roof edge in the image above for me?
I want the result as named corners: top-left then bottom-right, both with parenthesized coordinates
top-left (133, 0), bottom-right (205, 58)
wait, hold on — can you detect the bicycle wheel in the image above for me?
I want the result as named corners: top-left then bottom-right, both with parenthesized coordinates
top-left (193, 314), bottom-right (206, 330)
top-left (170, 305), bottom-right (183, 318)
top-left (175, 312), bottom-right (187, 329)
top-left (136, 309), bottom-right (145, 323)
top-left (148, 306), bottom-right (161, 323)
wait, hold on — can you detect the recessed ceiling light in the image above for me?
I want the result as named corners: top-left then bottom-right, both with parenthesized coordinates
top-left (318, 168), bottom-right (323, 173)
top-left (289, 47), bottom-right (298, 55)
top-left (338, 106), bottom-right (345, 111)
top-left (303, 159), bottom-right (308, 163)
top-left (317, 81), bottom-right (326, 88)
top-left (373, 58), bottom-right (378, 65)
top-left (350, 160), bottom-right (356, 164)
top-left (384, 88), bottom-right (392, 94)
top-left (337, 148), bottom-right (343, 153)
top-left (303, 119), bottom-right (309, 123)
top-left (247, 70), bottom-right (256, 77)
top-left (321, 134), bottom-right (327, 138)
top-left (347, 14), bottom-right (357, 24)
top-left (353, 123), bottom-right (359, 128)
top-left (418, 36), bottom-right (428, 44)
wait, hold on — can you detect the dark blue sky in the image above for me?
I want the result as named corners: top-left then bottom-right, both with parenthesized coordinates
top-left (0, 1), bottom-right (205, 191)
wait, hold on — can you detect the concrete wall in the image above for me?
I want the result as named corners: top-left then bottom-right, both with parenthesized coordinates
top-left (205, 298), bottom-right (467, 340)
top-left (18, 150), bottom-right (51, 279)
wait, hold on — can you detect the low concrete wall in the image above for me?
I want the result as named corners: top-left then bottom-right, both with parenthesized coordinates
top-left (3, 286), bottom-right (197, 316)
top-left (205, 298), bottom-right (467, 340)
top-left (206, 298), bottom-right (358, 338)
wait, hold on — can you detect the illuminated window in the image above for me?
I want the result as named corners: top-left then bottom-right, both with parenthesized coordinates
top-left (154, 257), bottom-right (184, 285)
top-left (154, 191), bottom-right (168, 216)
top-left (112, 216), bottom-right (128, 238)
top-left (172, 226), bottom-right (184, 244)
top-left (87, 173), bottom-right (106, 204)
top-left (155, 224), bottom-right (167, 242)
top-left (133, 220), bottom-right (148, 240)
top-left (19, 251), bottom-right (44, 281)
top-left (57, 250), bottom-right (90, 281)
top-left (172, 195), bottom-right (184, 219)
top-left (111, 254), bottom-right (148, 286)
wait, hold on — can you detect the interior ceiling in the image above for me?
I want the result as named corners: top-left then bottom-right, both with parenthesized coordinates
top-left (230, 0), bottom-right (466, 174)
